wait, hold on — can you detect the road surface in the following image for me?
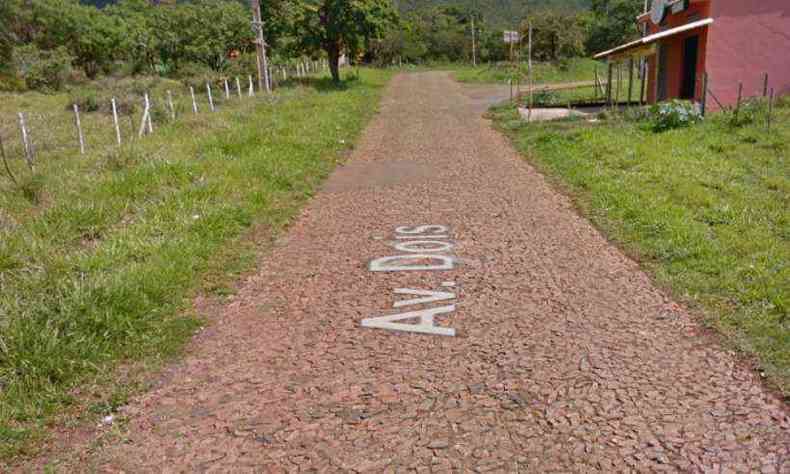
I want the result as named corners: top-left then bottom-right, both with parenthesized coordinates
top-left (53, 72), bottom-right (790, 472)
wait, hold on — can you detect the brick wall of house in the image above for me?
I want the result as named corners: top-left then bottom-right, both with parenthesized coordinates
top-left (706, 1), bottom-right (790, 107)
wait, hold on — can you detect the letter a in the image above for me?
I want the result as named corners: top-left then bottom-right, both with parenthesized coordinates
top-left (361, 305), bottom-right (456, 337)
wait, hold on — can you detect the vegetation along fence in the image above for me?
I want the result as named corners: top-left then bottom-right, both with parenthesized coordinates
top-left (0, 59), bottom-right (330, 184)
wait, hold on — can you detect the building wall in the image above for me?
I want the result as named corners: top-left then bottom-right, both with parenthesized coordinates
top-left (706, 1), bottom-right (790, 108)
top-left (644, 1), bottom-right (711, 104)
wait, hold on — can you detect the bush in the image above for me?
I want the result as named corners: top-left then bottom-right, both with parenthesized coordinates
top-left (68, 89), bottom-right (101, 112)
top-left (728, 98), bottom-right (764, 128)
top-left (649, 100), bottom-right (702, 132)
top-left (13, 45), bottom-right (73, 92)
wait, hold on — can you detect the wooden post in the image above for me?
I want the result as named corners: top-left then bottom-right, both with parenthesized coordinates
top-left (190, 86), bottom-right (198, 113)
top-left (735, 81), bottom-right (743, 119)
top-left (763, 73), bottom-right (769, 97)
top-left (615, 63), bottom-right (622, 107)
top-left (224, 79), bottom-right (230, 100)
top-left (111, 98), bottom-right (122, 146)
top-left (206, 83), bottom-right (215, 112)
top-left (767, 88), bottom-right (774, 132)
top-left (236, 77), bottom-right (243, 99)
top-left (18, 112), bottom-right (34, 171)
top-left (627, 58), bottom-right (634, 104)
top-left (73, 104), bottom-right (85, 155)
top-left (471, 16), bottom-right (477, 66)
top-left (528, 22), bottom-right (533, 119)
top-left (640, 60), bottom-right (647, 105)
top-left (594, 66), bottom-right (599, 100)
top-left (248, 75), bottom-right (255, 97)
top-left (606, 62), bottom-right (613, 105)
top-left (145, 93), bottom-right (153, 134)
top-left (700, 72), bottom-right (708, 116)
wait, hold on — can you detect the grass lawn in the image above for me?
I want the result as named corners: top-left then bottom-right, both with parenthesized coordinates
top-left (0, 68), bottom-right (392, 459)
top-left (490, 100), bottom-right (789, 393)
top-left (451, 58), bottom-right (602, 85)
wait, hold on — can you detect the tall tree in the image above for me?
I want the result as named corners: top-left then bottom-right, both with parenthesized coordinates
top-left (586, 0), bottom-right (642, 54)
top-left (293, 0), bottom-right (397, 82)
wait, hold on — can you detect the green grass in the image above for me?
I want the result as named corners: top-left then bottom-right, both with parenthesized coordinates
top-left (0, 68), bottom-right (392, 460)
top-left (451, 58), bottom-right (601, 85)
top-left (490, 100), bottom-right (789, 393)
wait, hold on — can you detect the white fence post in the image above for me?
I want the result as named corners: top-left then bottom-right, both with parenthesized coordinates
top-left (18, 112), bottom-right (34, 170)
top-left (111, 98), bottom-right (122, 146)
top-left (73, 104), bottom-right (85, 155)
top-left (167, 90), bottom-right (176, 121)
top-left (206, 82), bottom-right (215, 112)
top-left (145, 93), bottom-right (153, 134)
top-left (138, 95), bottom-right (150, 138)
top-left (190, 86), bottom-right (199, 113)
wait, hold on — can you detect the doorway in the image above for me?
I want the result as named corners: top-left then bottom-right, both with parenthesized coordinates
top-left (681, 35), bottom-right (700, 100)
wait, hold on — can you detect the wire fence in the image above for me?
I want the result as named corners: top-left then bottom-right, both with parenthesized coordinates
top-left (0, 59), bottom-right (331, 179)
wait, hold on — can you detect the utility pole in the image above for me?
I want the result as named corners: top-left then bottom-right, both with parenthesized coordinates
top-left (250, 0), bottom-right (271, 94)
top-left (471, 16), bottom-right (477, 66)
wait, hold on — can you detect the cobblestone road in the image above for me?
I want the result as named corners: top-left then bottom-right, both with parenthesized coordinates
top-left (78, 72), bottom-right (789, 472)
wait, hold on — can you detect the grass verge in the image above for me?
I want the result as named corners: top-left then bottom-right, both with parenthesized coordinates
top-left (489, 100), bottom-right (789, 393)
top-left (0, 68), bottom-right (392, 460)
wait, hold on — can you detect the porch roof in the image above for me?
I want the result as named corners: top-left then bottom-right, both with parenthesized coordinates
top-left (594, 18), bottom-right (714, 60)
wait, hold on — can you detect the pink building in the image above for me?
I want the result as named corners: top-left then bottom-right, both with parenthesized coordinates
top-left (595, 0), bottom-right (790, 110)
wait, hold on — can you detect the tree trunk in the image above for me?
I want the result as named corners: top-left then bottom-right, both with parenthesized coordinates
top-left (327, 43), bottom-right (341, 83)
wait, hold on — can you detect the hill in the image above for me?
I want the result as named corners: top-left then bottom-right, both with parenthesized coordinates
top-left (398, 0), bottom-right (592, 27)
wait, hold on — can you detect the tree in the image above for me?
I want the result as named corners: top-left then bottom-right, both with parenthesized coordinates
top-left (522, 9), bottom-right (586, 61)
top-left (293, 0), bottom-right (397, 82)
top-left (586, 0), bottom-right (642, 55)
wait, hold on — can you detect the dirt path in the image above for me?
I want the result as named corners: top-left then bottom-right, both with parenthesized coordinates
top-left (57, 72), bottom-right (788, 472)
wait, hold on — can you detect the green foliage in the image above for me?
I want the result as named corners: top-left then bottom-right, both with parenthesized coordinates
top-left (522, 9), bottom-right (588, 61)
top-left (12, 44), bottom-right (73, 91)
top-left (727, 98), bottom-right (766, 128)
top-left (398, 0), bottom-right (592, 29)
top-left (649, 100), bottom-right (703, 132)
top-left (292, 0), bottom-right (398, 81)
top-left (586, 0), bottom-right (643, 55)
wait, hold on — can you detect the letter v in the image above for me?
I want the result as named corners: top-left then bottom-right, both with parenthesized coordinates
top-left (361, 305), bottom-right (456, 337)
top-left (393, 288), bottom-right (455, 308)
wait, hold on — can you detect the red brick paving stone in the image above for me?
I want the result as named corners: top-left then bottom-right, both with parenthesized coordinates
top-left (73, 72), bottom-right (789, 472)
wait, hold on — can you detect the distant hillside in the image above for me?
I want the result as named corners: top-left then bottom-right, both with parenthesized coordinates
top-left (400, 0), bottom-right (591, 27)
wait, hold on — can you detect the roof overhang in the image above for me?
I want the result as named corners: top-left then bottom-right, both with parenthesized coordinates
top-left (594, 18), bottom-right (713, 60)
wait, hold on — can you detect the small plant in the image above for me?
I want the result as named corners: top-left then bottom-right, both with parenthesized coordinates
top-left (728, 98), bottom-right (764, 128)
top-left (532, 89), bottom-right (559, 106)
top-left (649, 99), bottom-right (702, 132)
top-left (68, 89), bottom-right (100, 112)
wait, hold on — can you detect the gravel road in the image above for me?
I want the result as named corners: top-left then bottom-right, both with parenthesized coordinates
top-left (75, 72), bottom-right (789, 472)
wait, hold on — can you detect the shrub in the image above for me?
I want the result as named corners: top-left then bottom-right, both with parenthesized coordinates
top-left (649, 100), bottom-right (702, 132)
top-left (728, 98), bottom-right (764, 128)
top-left (13, 45), bottom-right (73, 92)
top-left (68, 89), bottom-right (101, 112)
